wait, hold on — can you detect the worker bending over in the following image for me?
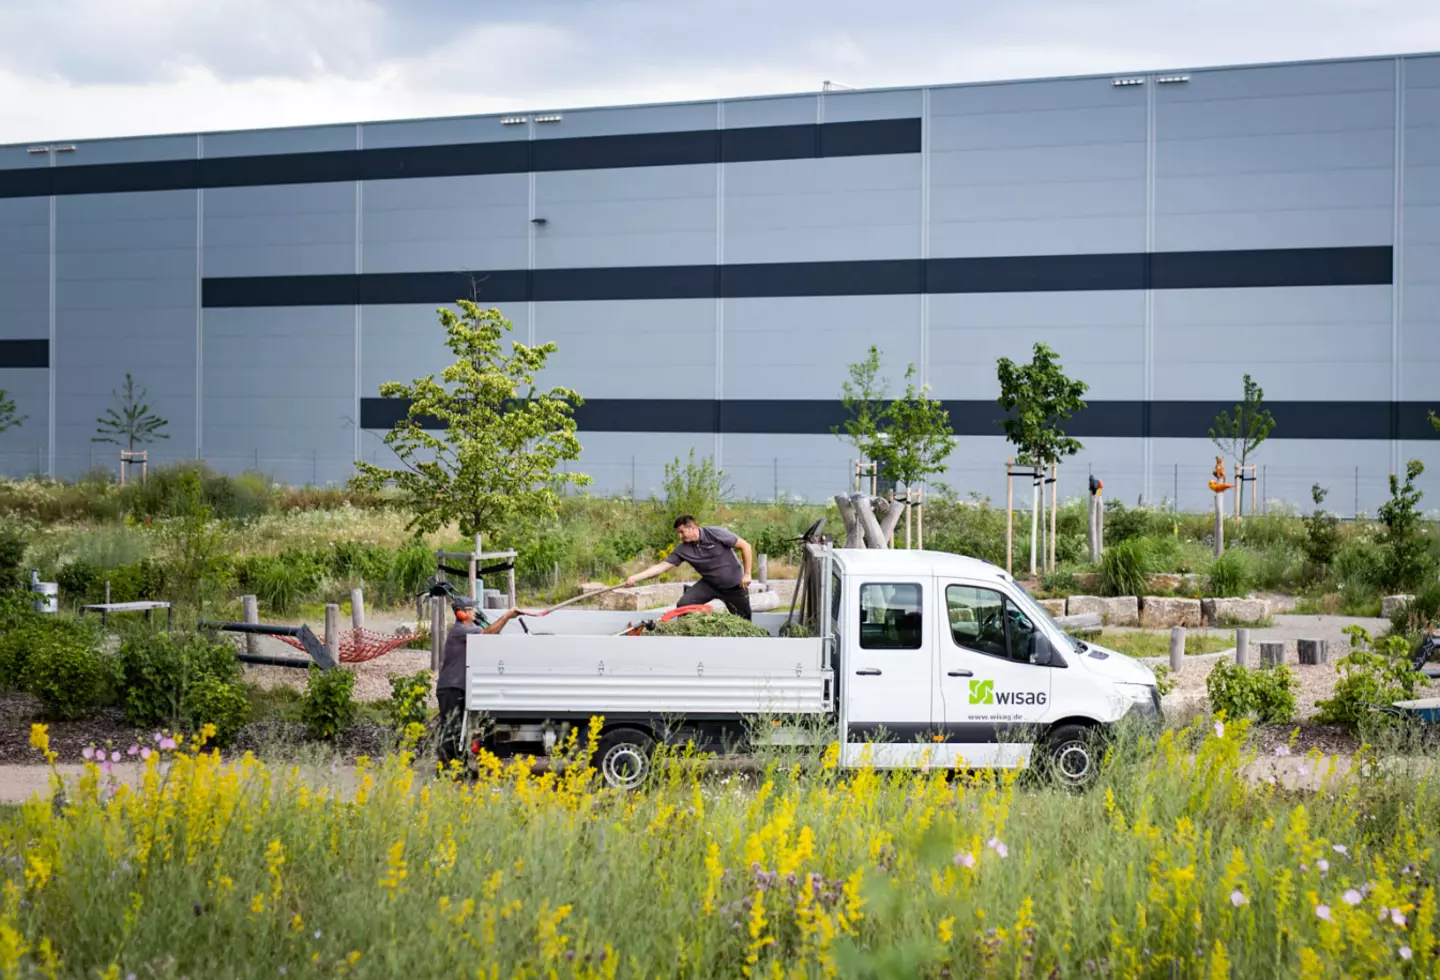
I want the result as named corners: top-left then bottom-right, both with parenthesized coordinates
top-left (435, 596), bottom-right (530, 770)
top-left (626, 515), bottom-right (754, 619)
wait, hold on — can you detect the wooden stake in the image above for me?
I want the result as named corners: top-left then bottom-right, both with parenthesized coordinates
top-left (324, 603), bottom-right (340, 663)
top-left (1005, 456), bottom-right (1014, 576)
top-left (1049, 464), bottom-right (1058, 573)
top-left (242, 594), bottom-right (259, 655)
top-left (350, 588), bottom-right (365, 629)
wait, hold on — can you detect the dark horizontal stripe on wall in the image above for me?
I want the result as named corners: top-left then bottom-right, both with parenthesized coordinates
top-left (0, 118), bottom-right (920, 200)
top-left (361, 397), bottom-right (1440, 441)
top-left (0, 340), bottom-right (49, 368)
top-left (204, 246), bottom-right (1393, 307)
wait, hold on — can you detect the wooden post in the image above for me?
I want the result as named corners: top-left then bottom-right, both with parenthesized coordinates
top-left (1087, 494), bottom-right (1098, 563)
top-left (1234, 628), bottom-right (1250, 667)
top-left (916, 486), bottom-right (924, 550)
top-left (1029, 465), bottom-right (1041, 578)
top-left (1259, 641), bottom-right (1284, 668)
top-left (430, 597), bottom-right (445, 674)
top-left (1297, 639), bottom-right (1328, 666)
top-left (1169, 626), bottom-right (1185, 673)
top-left (1097, 490), bottom-right (1104, 556)
top-left (905, 488), bottom-right (913, 549)
top-left (469, 533), bottom-right (480, 601)
top-left (1234, 461), bottom-right (1242, 519)
top-left (105, 580), bottom-right (111, 604)
top-left (1005, 457), bottom-right (1014, 576)
top-left (1049, 464), bottom-right (1058, 573)
top-left (757, 554), bottom-right (768, 587)
top-left (350, 588), bottom-right (365, 629)
top-left (1213, 493), bottom-right (1225, 558)
top-left (507, 565), bottom-right (517, 609)
top-left (324, 603), bottom-right (340, 664)
top-left (242, 594), bottom-right (259, 655)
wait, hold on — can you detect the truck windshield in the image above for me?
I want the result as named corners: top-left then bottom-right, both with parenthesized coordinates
top-left (1011, 583), bottom-right (1079, 654)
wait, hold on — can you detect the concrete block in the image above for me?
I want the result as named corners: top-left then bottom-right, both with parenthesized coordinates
top-left (1202, 597), bottom-right (1269, 626)
top-left (1065, 595), bottom-right (1137, 626)
top-left (1382, 594), bottom-right (1414, 618)
top-left (1038, 598), bottom-right (1066, 618)
top-left (1145, 573), bottom-right (1183, 593)
top-left (1066, 596), bottom-right (1105, 619)
top-left (1140, 596), bottom-right (1202, 629)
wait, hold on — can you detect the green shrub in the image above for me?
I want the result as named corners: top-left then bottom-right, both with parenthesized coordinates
top-left (252, 555), bottom-right (320, 614)
top-left (1205, 662), bottom-right (1297, 723)
top-left (1100, 539), bottom-right (1150, 597)
top-left (104, 560), bottom-right (165, 603)
top-left (1390, 580), bottom-right (1440, 640)
top-left (113, 630), bottom-right (241, 727)
top-left (923, 494), bottom-right (1007, 566)
top-left (386, 670), bottom-right (432, 733)
top-left (301, 666), bottom-right (358, 740)
top-left (1302, 484), bottom-right (1341, 575)
top-left (1207, 549), bottom-right (1252, 598)
top-left (1316, 626), bottom-right (1426, 727)
top-left (0, 524), bottom-right (26, 591)
top-left (389, 542), bottom-right (434, 602)
top-left (0, 605), bottom-right (59, 690)
top-left (656, 450), bottom-right (730, 546)
top-left (56, 558), bottom-right (101, 604)
top-left (182, 678), bottom-right (251, 745)
top-left (20, 619), bottom-right (106, 719)
top-left (122, 462), bottom-right (275, 521)
top-left (1377, 460), bottom-right (1432, 594)
top-left (1102, 502), bottom-right (1169, 544)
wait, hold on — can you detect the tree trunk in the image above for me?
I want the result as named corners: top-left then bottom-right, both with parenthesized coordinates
top-left (1029, 471), bottom-right (1040, 578)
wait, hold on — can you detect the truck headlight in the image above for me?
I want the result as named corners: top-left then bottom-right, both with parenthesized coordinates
top-left (1115, 682), bottom-right (1154, 703)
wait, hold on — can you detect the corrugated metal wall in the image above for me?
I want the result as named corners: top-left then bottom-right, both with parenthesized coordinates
top-left (0, 52), bottom-right (1436, 513)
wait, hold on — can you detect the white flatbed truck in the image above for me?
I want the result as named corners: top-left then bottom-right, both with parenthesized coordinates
top-left (463, 545), bottom-right (1160, 788)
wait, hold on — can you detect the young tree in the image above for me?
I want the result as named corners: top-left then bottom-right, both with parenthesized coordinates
top-left (1377, 459), bottom-right (1431, 594)
top-left (350, 300), bottom-right (590, 539)
top-left (869, 363), bottom-right (954, 490)
top-left (94, 373), bottom-right (169, 452)
top-left (1209, 373), bottom-right (1275, 516)
top-left (0, 389), bottom-right (25, 434)
top-left (995, 342), bottom-right (1089, 576)
top-left (834, 345), bottom-right (889, 469)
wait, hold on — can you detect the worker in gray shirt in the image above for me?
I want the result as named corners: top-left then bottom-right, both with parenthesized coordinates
top-left (625, 515), bottom-right (754, 619)
top-left (435, 596), bottom-right (535, 770)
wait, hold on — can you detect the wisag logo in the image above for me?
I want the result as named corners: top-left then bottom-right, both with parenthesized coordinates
top-left (968, 678), bottom-right (1047, 706)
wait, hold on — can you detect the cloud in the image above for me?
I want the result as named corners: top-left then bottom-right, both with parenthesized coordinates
top-left (0, 0), bottom-right (1437, 143)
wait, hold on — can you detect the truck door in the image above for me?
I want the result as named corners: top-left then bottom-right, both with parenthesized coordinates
top-left (936, 583), bottom-right (1053, 769)
top-left (842, 578), bottom-right (935, 768)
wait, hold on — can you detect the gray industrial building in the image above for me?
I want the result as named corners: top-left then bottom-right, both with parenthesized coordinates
top-left (1, 51), bottom-right (1438, 513)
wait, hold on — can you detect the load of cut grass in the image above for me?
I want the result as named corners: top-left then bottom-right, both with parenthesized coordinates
top-left (649, 611), bottom-right (770, 637)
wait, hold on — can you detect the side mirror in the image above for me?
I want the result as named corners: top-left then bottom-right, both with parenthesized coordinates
top-left (1027, 632), bottom-right (1055, 666)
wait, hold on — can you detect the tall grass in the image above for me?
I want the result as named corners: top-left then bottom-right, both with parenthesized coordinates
top-left (7, 719), bottom-right (1437, 978)
top-left (1100, 538), bottom-right (1151, 597)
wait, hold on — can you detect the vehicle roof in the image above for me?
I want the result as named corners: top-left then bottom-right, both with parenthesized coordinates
top-left (828, 548), bottom-right (1012, 583)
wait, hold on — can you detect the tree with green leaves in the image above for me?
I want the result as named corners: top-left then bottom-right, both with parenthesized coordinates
top-left (94, 373), bottom-right (168, 452)
top-left (0, 389), bottom-right (24, 435)
top-left (870, 363), bottom-right (954, 490)
top-left (834, 345), bottom-right (888, 468)
top-left (1209, 373), bottom-right (1275, 516)
top-left (350, 300), bottom-right (591, 539)
top-left (1377, 459), bottom-right (1431, 593)
top-left (995, 342), bottom-right (1089, 576)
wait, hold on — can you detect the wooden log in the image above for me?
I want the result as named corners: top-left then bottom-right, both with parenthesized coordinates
top-left (242, 594), bottom-right (259, 655)
top-left (1297, 638), bottom-right (1328, 666)
top-left (324, 604), bottom-right (340, 663)
top-left (350, 588), bottom-right (365, 629)
top-left (430, 598), bottom-right (445, 674)
top-left (1169, 627), bottom-right (1186, 672)
top-left (1258, 641), bottom-right (1284, 668)
top-left (757, 554), bottom-right (768, 587)
top-left (1214, 494), bottom-right (1224, 558)
top-left (1234, 628), bottom-right (1250, 667)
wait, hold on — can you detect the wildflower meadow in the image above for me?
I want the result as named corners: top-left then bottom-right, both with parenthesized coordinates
top-left (2, 718), bottom-right (1437, 979)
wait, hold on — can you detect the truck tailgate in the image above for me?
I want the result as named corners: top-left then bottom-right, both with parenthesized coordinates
top-left (465, 635), bottom-right (830, 715)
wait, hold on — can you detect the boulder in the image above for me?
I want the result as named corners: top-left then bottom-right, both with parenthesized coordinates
top-left (1038, 598), bottom-right (1067, 618)
top-left (1140, 596), bottom-right (1202, 629)
top-left (1145, 573), bottom-right (1183, 593)
top-left (1181, 573), bottom-right (1202, 593)
top-left (1382, 594), bottom-right (1414, 619)
top-left (595, 582), bottom-right (688, 611)
top-left (1065, 595), bottom-right (1138, 626)
top-left (1201, 597), bottom-right (1269, 626)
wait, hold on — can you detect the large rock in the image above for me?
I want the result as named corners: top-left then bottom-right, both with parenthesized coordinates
top-left (1065, 595), bottom-right (1138, 626)
top-left (1201, 597), bottom-right (1269, 626)
top-left (1038, 598), bottom-right (1067, 618)
top-left (591, 582), bottom-right (688, 611)
top-left (1382, 594), bottom-right (1414, 619)
top-left (1145, 573), bottom-right (1183, 593)
top-left (1140, 596), bottom-right (1203, 629)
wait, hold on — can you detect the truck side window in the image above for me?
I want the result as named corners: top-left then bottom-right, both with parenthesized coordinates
top-left (858, 583), bottom-right (922, 650)
top-left (946, 585), bottom-right (1037, 664)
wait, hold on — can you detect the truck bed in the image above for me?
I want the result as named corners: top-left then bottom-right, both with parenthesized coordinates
top-left (465, 634), bottom-right (831, 716)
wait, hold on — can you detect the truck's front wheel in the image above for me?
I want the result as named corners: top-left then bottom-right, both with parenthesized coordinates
top-left (595, 727), bottom-right (655, 790)
top-left (1045, 723), bottom-right (1101, 790)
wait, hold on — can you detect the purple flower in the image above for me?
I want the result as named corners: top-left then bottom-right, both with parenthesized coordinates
top-left (1213, 721), bottom-right (1225, 738)
top-left (1343, 889), bottom-right (1362, 906)
top-left (1230, 890), bottom-right (1248, 907)
top-left (101, 761), bottom-right (112, 776)
top-left (159, 737), bottom-right (177, 751)
top-left (140, 747), bottom-right (152, 760)
top-left (1315, 904), bottom-right (1332, 922)
top-left (1401, 947), bottom-right (1413, 961)
top-left (1392, 909), bottom-right (1408, 928)
top-left (127, 745), bottom-right (139, 757)
top-left (110, 751), bottom-right (121, 763)
top-left (953, 852), bottom-right (976, 869)
top-left (314, 930), bottom-right (322, 939)
top-left (1317, 859), bottom-right (1329, 874)
top-left (81, 747), bottom-right (94, 761)
top-left (153, 732), bottom-right (163, 744)
top-left (987, 838), bottom-right (1008, 859)
top-left (1274, 745), bottom-right (1290, 756)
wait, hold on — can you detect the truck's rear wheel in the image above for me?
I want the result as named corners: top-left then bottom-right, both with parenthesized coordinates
top-left (1045, 723), bottom-right (1101, 790)
top-left (595, 727), bottom-right (655, 790)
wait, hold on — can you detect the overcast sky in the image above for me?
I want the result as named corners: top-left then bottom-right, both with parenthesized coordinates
top-left (1, 0), bottom-right (1437, 144)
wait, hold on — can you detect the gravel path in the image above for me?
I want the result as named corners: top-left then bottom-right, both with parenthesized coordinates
top-left (1138, 614), bottom-right (1440, 719)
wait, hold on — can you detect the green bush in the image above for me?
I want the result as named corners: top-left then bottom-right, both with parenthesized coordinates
top-left (1206, 549), bottom-right (1252, 598)
top-left (0, 604), bottom-right (57, 690)
top-left (1390, 580), bottom-right (1440, 640)
top-left (301, 666), bottom-right (358, 740)
top-left (20, 619), bottom-right (106, 719)
top-left (386, 670), bottom-right (432, 733)
top-left (656, 450), bottom-right (730, 546)
top-left (104, 560), bottom-right (165, 603)
top-left (0, 524), bottom-right (26, 591)
top-left (389, 541), bottom-right (434, 602)
top-left (1100, 539), bottom-right (1150, 597)
top-left (181, 678), bottom-right (251, 745)
top-left (1377, 460), bottom-right (1432, 594)
top-left (910, 494), bottom-right (1007, 565)
top-left (1302, 484), bottom-right (1341, 575)
top-left (1102, 502), bottom-right (1170, 544)
top-left (55, 558), bottom-right (101, 604)
top-left (252, 555), bottom-right (321, 614)
top-left (1205, 662), bottom-right (1297, 723)
top-left (113, 630), bottom-right (241, 727)
top-left (121, 462), bottom-right (275, 521)
top-left (1316, 626), bottom-right (1426, 727)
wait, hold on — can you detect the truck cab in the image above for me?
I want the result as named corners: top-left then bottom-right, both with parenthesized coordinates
top-left (465, 546), bottom-right (1160, 788)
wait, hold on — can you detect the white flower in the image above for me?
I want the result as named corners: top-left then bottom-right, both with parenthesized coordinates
top-left (1392, 909), bottom-right (1408, 928)
top-left (1230, 890), bottom-right (1248, 907)
top-left (1273, 745), bottom-right (1290, 756)
top-left (1315, 904), bottom-right (1332, 921)
top-left (1343, 889), bottom-right (1363, 906)
top-left (1214, 720), bottom-right (1225, 738)
top-left (953, 852), bottom-right (976, 869)
top-left (1333, 844), bottom-right (1348, 855)
top-left (986, 838), bottom-right (1008, 859)
top-left (1400, 947), bottom-right (1413, 961)
top-left (1317, 859), bottom-right (1330, 873)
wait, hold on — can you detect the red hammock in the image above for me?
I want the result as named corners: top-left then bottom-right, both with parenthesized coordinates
top-left (277, 627), bottom-right (427, 664)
